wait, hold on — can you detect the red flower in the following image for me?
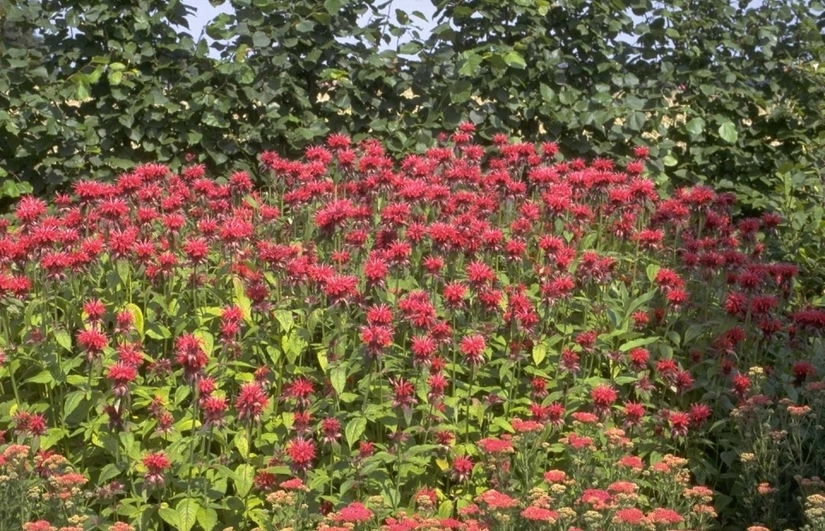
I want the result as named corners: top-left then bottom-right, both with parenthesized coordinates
top-left (452, 456), bottom-right (473, 482)
top-left (142, 451), bottom-right (171, 489)
top-left (460, 334), bottom-right (486, 366)
top-left (669, 411), bottom-right (690, 437)
top-left (590, 384), bottom-right (618, 413)
top-left (77, 328), bottom-right (108, 361)
top-left (15, 196), bottom-right (47, 224)
top-left (689, 403), bottom-right (712, 426)
top-left (286, 437), bottom-right (316, 472)
top-left (235, 383), bottom-right (269, 422)
top-left (175, 334), bottom-right (208, 381)
top-left (202, 396), bottom-right (227, 427)
top-left (334, 502), bottom-right (373, 524)
top-left (319, 417), bottom-right (341, 445)
top-left (107, 363), bottom-right (137, 397)
top-left (613, 507), bottom-right (645, 525)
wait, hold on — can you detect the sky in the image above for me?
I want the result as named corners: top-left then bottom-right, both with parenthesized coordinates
top-left (186, 0), bottom-right (438, 55)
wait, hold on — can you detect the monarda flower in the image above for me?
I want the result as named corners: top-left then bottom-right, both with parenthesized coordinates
top-left (235, 383), bottom-right (269, 423)
top-left (451, 456), bottom-right (473, 482)
top-left (285, 377), bottom-right (314, 409)
top-left (174, 334), bottom-right (208, 382)
top-left (107, 363), bottom-right (138, 397)
top-left (77, 328), bottom-right (108, 362)
top-left (142, 451), bottom-right (171, 489)
top-left (590, 384), bottom-right (618, 414)
top-left (201, 395), bottom-right (227, 427)
top-left (319, 417), bottom-right (341, 445)
top-left (460, 334), bottom-right (486, 366)
top-left (286, 437), bottom-right (316, 473)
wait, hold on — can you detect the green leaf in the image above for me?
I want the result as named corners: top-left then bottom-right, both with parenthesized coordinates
top-left (197, 507), bottom-right (218, 531)
top-left (531, 343), bottom-right (547, 366)
top-left (177, 498), bottom-right (200, 531)
top-left (252, 31), bottom-right (270, 47)
top-left (458, 52), bottom-right (483, 76)
top-left (26, 371), bottom-right (53, 385)
top-left (345, 417), bottom-right (367, 449)
top-left (194, 330), bottom-right (214, 357)
top-left (540, 83), bottom-right (554, 101)
top-left (663, 155), bottom-right (678, 167)
top-left (620, 337), bottom-right (659, 352)
top-left (503, 51), bottom-right (526, 69)
top-left (125, 303), bottom-right (144, 338)
top-left (159, 507), bottom-right (181, 530)
top-left (234, 429), bottom-right (250, 460)
top-left (685, 117), bottom-right (705, 136)
top-left (234, 463), bottom-right (255, 498)
top-left (718, 121), bottom-right (738, 143)
top-left (450, 80), bottom-right (473, 104)
top-left (324, 0), bottom-right (342, 13)
top-left (232, 276), bottom-right (252, 323)
top-left (54, 330), bottom-right (72, 352)
top-left (330, 365), bottom-right (346, 395)
top-left (646, 264), bottom-right (660, 283)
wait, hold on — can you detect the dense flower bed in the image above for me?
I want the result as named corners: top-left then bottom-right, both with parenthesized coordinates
top-left (0, 125), bottom-right (823, 530)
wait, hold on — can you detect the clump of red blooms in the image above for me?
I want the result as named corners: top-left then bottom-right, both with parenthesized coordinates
top-left (1, 122), bottom-right (823, 530)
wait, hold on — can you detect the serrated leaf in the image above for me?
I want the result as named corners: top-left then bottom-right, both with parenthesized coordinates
top-left (234, 463), bottom-right (255, 498)
top-left (159, 507), bottom-right (181, 529)
top-left (177, 498), bottom-right (200, 531)
top-left (54, 330), bottom-right (72, 352)
top-left (197, 507), bottom-right (218, 531)
top-left (504, 51), bottom-right (526, 69)
top-left (646, 264), bottom-right (661, 283)
top-left (345, 417), bottom-right (366, 449)
top-left (458, 52), bottom-right (483, 76)
top-left (234, 429), bottom-right (249, 460)
top-left (531, 343), bottom-right (546, 366)
top-left (125, 303), bottom-right (144, 338)
top-left (232, 276), bottom-right (252, 323)
top-left (330, 365), bottom-right (346, 395)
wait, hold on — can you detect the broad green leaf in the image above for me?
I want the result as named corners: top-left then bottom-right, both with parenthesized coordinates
top-left (324, 0), bottom-right (343, 13)
top-left (194, 330), bottom-right (214, 357)
top-left (345, 417), bottom-right (366, 449)
top-left (330, 365), bottom-right (346, 395)
top-left (234, 463), bottom-right (255, 498)
top-left (718, 121), bottom-right (738, 143)
top-left (531, 343), bottom-right (546, 366)
top-left (197, 507), bottom-right (218, 531)
top-left (450, 80), bottom-right (473, 104)
top-left (458, 52), bottom-right (483, 76)
top-left (54, 330), bottom-right (72, 352)
top-left (234, 430), bottom-right (250, 460)
top-left (177, 498), bottom-right (200, 531)
top-left (232, 276), bottom-right (252, 323)
top-left (159, 508), bottom-right (181, 530)
top-left (620, 337), bottom-right (658, 352)
top-left (125, 303), bottom-right (144, 337)
top-left (685, 117), bottom-right (705, 135)
top-left (503, 51), bottom-right (526, 69)
top-left (540, 83), bottom-right (554, 101)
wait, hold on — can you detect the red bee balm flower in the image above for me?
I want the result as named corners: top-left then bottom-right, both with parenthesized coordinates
top-left (142, 452), bottom-right (171, 489)
top-left (590, 384), bottom-right (618, 414)
top-left (460, 334), bottom-right (486, 366)
top-left (286, 437), bottom-right (316, 472)
top-left (235, 383), bottom-right (269, 422)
